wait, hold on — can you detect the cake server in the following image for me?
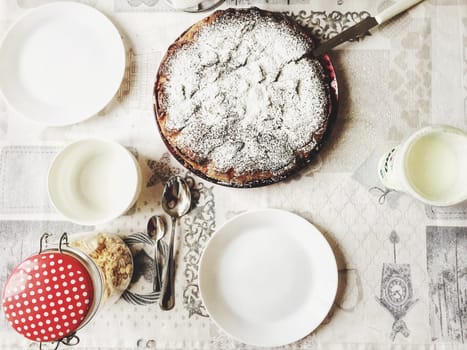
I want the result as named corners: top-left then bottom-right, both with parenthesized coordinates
top-left (312, 0), bottom-right (425, 57)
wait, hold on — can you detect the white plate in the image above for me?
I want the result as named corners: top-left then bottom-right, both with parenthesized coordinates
top-left (199, 209), bottom-right (338, 347)
top-left (0, 3), bottom-right (125, 126)
top-left (48, 139), bottom-right (141, 226)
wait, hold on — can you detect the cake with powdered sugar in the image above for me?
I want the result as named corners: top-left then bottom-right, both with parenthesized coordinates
top-left (154, 7), bottom-right (337, 187)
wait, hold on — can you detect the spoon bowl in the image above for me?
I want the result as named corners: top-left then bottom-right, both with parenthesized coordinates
top-left (161, 177), bottom-right (192, 217)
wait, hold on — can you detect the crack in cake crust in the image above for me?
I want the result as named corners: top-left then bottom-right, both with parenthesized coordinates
top-left (154, 8), bottom-right (337, 187)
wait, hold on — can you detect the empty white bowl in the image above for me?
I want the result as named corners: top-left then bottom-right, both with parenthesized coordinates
top-left (48, 139), bottom-right (141, 225)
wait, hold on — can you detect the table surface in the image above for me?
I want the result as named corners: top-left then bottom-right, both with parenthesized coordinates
top-left (0, 0), bottom-right (467, 349)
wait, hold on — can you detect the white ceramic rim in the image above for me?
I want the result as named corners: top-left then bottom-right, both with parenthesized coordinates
top-left (198, 208), bottom-right (338, 347)
top-left (47, 138), bottom-right (142, 226)
top-left (163, 0), bottom-right (224, 12)
top-left (399, 124), bottom-right (467, 206)
top-left (0, 2), bottom-right (125, 126)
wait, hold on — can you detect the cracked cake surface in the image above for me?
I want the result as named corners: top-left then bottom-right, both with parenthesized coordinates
top-left (154, 7), bottom-right (335, 187)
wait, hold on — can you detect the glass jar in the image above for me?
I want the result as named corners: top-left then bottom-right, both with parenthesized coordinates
top-left (1, 231), bottom-right (133, 348)
top-left (68, 232), bottom-right (133, 305)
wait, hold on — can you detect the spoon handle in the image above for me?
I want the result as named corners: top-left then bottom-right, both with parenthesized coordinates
top-left (152, 241), bottom-right (162, 293)
top-left (160, 216), bottom-right (176, 310)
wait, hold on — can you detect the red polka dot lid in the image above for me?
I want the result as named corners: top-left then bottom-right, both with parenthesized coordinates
top-left (2, 251), bottom-right (94, 343)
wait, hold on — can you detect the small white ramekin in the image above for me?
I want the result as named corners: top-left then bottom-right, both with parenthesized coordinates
top-left (48, 139), bottom-right (141, 225)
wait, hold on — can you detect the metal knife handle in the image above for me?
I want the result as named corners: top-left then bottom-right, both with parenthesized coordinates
top-left (375, 0), bottom-right (425, 24)
top-left (159, 216), bottom-right (176, 310)
top-left (312, 17), bottom-right (377, 57)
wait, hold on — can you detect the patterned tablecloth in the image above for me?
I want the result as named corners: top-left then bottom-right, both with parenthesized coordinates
top-left (1, 0), bottom-right (467, 349)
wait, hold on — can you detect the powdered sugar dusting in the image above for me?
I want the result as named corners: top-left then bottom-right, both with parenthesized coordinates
top-left (161, 9), bottom-right (329, 175)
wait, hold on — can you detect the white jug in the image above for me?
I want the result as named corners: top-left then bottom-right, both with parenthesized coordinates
top-left (378, 125), bottom-right (467, 206)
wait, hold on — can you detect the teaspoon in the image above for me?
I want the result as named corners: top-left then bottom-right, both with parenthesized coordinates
top-left (147, 215), bottom-right (166, 293)
top-left (160, 176), bottom-right (191, 310)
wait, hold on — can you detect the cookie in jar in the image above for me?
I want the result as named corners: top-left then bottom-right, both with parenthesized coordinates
top-left (69, 232), bottom-right (133, 305)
